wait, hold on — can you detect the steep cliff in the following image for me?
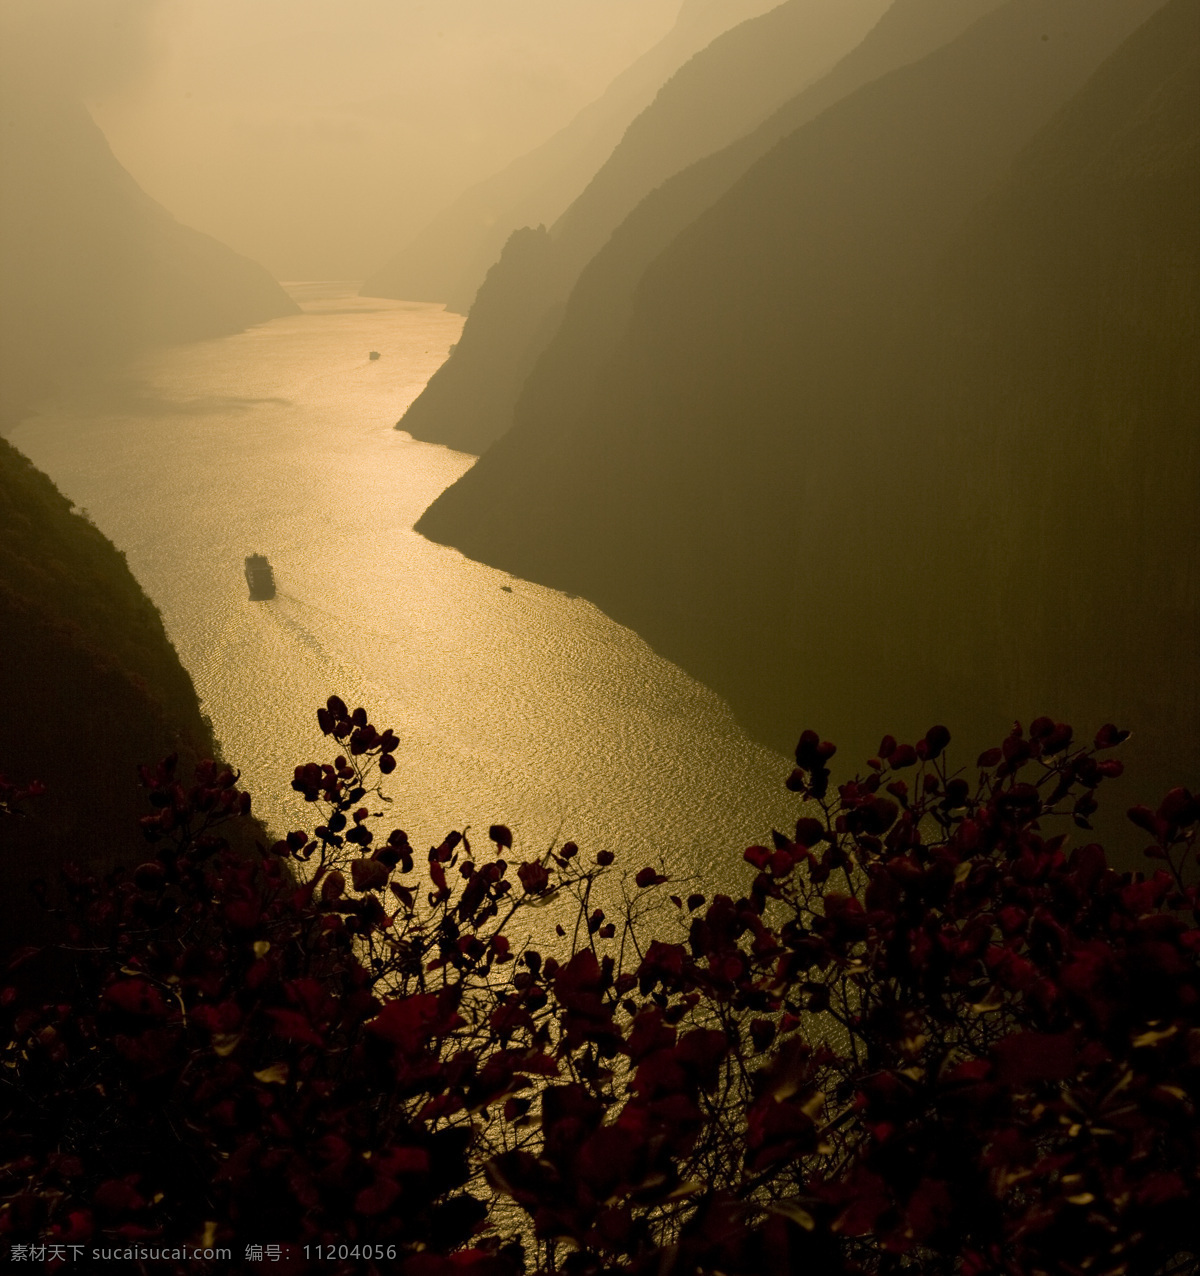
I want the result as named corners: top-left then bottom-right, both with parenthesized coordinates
top-left (0, 438), bottom-right (220, 948)
top-left (0, 90), bottom-right (296, 420)
top-left (396, 0), bottom-right (996, 456)
top-left (418, 0), bottom-right (1194, 808)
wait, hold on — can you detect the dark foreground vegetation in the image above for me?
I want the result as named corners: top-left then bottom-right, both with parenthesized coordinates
top-left (2, 696), bottom-right (1196, 1275)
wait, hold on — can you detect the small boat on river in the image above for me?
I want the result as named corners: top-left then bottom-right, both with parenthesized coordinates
top-left (245, 554), bottom-right (276, 601)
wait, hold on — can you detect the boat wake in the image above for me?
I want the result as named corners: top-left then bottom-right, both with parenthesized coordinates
top-left (269, 594), bottom-right (337, 663)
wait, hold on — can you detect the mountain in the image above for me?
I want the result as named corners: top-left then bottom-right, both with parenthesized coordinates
top-left (548, 0), bottom-right (893, 283)
top-left (0, 439), bottom-right (222, 950)
top-left (359, 0), bottom-right (784, 313)
top-left (395, 0), bottom-right (999, 457)
top-left (417, 0), bottom-right (1195, 821)
top-left (0, 89), bottom-right (296, 421)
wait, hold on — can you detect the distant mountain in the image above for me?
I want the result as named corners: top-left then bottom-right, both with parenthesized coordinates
top-left (360, 0), bottom-right (784, 313)
top-left (395, 0), bottom-right (993, 457)
top-left (0, 438), bottom-right (219, 950)
top-left (0, 89), bottom-right (296, 421)
top-left (495, 0), bottom-right (1010, 466)
top-left (417, 0), bottom-right (1195, 824)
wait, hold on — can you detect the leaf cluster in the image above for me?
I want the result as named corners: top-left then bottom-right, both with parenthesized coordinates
top-left (1, 702), bottom-right (1196, 1276)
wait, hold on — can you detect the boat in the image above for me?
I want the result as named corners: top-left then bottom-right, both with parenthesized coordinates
top-left (244, 554), bottom-right (276, 601)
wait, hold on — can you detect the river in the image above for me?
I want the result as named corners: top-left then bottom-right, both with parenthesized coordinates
top-left (6, 283), bottom-right (791, 893)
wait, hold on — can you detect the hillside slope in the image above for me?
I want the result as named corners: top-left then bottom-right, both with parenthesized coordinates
top-left (0, 439), bottom-right (228, 949)
top-left (396, 0), bottom-right (996, 456)
top-left (360, 0), bottom-right (783, 313)
top-left (0, 90), bottom-right (296, 420)
top-left (417, 0), bottom-right (1193, 806)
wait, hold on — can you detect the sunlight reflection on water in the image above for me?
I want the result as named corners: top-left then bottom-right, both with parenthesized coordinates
top-left (8, 284), bottom-right (792, 903)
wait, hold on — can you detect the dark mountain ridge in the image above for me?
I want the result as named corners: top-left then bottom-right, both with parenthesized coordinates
top-left (395, 0), bottom-right (900, 456)
top-left (453, 0), bottom-right (1010, 467)
top-left (417, 0), bottom-right (1195, 817)
top-left (550, 0), bottom-right (891, 283)
top-left (0, 438), bottom-right (221, 949)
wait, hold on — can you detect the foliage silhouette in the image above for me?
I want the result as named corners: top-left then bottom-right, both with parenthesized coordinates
top-left (2, 699), bottom-right (1196, 1274)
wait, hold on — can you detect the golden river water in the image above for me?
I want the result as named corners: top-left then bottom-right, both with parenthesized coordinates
top-left (7, 283), bottom-right (793, 895)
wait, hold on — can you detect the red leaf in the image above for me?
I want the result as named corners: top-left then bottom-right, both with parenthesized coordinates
top-left (267, 1008), bottom-right (324, 1046)
top-left (944, 1059), bottom-right (991, 1083)
top-left (992, 1031), bottom-right (1078, 1086)
top-left (351, 858), bottom-right (390, 892)
top-left (794, 818), bottom-right (825, 846)
top-left (94, 1179), bottom-right (146, 1213)
top-left (517, 860), bottom-right (550, 894)
top-left (831, 1167), bottom-right (890, 1236)
top-left (367, 994), bottom-right (463, 1054)
top-left (385, 1147), bottom-right (430, 1175)
top-left (355, 1178), bottom-right (400, 1215)
top-left (1128, 805), bottom-right (1163, 836)
top-left (132, 862), bottom-right (165, 891)
top-left (905, 1177), bottom-right (953, 1240)
top-left (744, 846), bottom-right (771, 869)
top-left (102, 980), bottom-right (168, 1018)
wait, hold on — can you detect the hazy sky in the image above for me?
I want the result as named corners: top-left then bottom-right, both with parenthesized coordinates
top-left (43, 0), bottom-right (689, 280)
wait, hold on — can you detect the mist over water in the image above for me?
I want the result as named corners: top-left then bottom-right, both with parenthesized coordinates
top-left (7, 284), bottom-right (789, 884)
